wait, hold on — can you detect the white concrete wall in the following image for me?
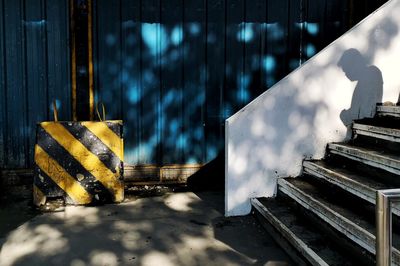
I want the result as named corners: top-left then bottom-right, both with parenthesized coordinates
top-left (225, 0), bottom-right (400, 216)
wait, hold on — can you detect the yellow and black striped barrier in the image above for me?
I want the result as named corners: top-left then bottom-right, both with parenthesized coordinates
top-left (33, 120), bottom-right (124, 206)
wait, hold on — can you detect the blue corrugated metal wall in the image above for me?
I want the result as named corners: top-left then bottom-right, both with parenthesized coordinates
top-left (0, 0), bottom-right (387, 169)
top-left (0, 0), bottom-right (71, 168)
top-left (93, 0), bottom-right (386, 166)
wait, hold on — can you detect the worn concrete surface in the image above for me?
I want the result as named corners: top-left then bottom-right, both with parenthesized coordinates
top-left (0, 191), bottom-right (292, 266)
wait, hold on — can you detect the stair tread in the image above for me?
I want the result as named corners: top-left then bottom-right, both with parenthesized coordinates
top-left (353, 122), bottom-right (400, 137)
top-left (329, 143), bottom-right (400, 162)
top-left (252, 197), bottom-right (359, 266)
top-left (328, 143), bottom-right (400, 173)
top-left (303, 160), bottom-right (400, 218)
top-left (282, 178), bottom-right (376, 235)
top-left (304, 160), bottom-right (390, 193)
top-left (354, 117), bottom-right (400, 130)
top-left (376, 105), bottom-right (400, 117)
top-left (279, 177), bottom-right (400, 255)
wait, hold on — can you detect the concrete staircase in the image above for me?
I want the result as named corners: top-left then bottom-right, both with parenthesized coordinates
top-left (251, 105), bottom-right (400, 265)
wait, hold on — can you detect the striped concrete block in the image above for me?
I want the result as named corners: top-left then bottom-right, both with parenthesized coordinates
top-left (33, 120), bottom-right (124, 206)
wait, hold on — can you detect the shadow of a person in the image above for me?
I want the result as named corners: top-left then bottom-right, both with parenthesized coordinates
top-left (337, 48), bottom-right (383, 126)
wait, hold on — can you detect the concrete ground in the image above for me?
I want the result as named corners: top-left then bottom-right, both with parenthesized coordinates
top-left (0, 191), bottom-right (292, 266)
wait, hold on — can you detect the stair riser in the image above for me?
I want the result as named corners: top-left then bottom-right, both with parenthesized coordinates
top-left (328, 145), bottom-right (400, 176)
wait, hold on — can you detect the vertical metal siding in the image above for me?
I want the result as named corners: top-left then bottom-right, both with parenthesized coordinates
top-left (91, 0), bottom-right (387, 166)
top-left (0, 0), bottom-right (71, 168)
top-left (0, 0), bottom-right (6, 167)
top-left (183, 0), bottom-right (207, 163)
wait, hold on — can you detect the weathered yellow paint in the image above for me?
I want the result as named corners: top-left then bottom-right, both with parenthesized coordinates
top-left (35, 145), bottom-right (92, 204)
top-left (41, 122), bottom-right (124, 202)
top-left (81, 121), bottom-right (124, 161)
top-left (33, 184), bottom-right (46, 206)
top-left (88, 0), bottom-right (94, 120)
top-left (70, 0), bottom-right (77, 122)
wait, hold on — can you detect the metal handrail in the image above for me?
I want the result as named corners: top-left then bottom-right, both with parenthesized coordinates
top-left (376, 189), bottom-right (400, 266)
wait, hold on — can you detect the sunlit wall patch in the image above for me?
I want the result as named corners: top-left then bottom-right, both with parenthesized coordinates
top-left (306, 23), bottom-right (319, 36)
top-left (127, 83), bottom-right (140, 104)
top-left (162, 89), bottom-right (181, 107)
top-left (171, 26), bottom-right (183, 46)
top-left (50, 100), bottom-right (62, 113)
top-left (237, 22), bottom-right (254, 43)
top-left (169, 119), bottom-right (180, 134)
top-left (266, 23), bottom-right (284, 40)
top-left (143, 70), bottom-right (155, 84)
top-left (237, 74), bottom-right (251, 103)
top-left (24, 19), bottom-right (46, 27)
top-left (263, 55), bottom-right (276, 72)
top-left (193, 126), bottom-right (204, 140)
top-left (237, 88), bottom-right (250, 103)
top-left (142, 23), bottom-right (169, 56)
top-left (179, 133), bottom-right (188, 149)
top-left (306, 43), bottom-right (316, 58)
top-left (223, 104), bottom-right (233, 118)
top-left (189, 23), bottom-right (201, 36)
top-left (139, 134), bottom-right (159, 162)
top-left (124, 149), bottom-right (139, 166)
top-left (206, 147), bottom-right (217, 161)
top-left (295, 22), bottom-right (319, 36)
top-left (139, 143), bottom-right (152, 162)
top-left (186, 157), bottom-right (198, 164)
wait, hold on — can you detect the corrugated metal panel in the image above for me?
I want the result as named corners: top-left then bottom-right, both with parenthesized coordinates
top-left (93, 0), bottom-right (388, 167)
top-left (0, 0), bottom-right (71, 168)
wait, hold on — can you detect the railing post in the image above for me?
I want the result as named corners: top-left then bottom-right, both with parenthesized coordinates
top-left (376, 189), bottom-right (400, 266)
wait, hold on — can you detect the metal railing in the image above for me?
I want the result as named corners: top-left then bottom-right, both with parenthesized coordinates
top-left (376, 189), bottom-right (400, 266)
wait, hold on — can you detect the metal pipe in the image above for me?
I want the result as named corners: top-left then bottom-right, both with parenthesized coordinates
top-left (376, 191), bottom-right (391, 265)
top-left (376, 189), bottom-right (400, 266)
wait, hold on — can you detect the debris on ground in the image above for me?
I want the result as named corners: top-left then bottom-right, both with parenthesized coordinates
top-left (124, 184), bottom-right (187, 200)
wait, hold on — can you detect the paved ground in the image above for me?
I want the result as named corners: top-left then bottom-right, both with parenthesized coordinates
top-left (0, 191), bottom-right (292, 266)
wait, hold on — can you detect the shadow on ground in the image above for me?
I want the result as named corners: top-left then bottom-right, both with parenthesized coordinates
top-left (0, 171), bottom-right (39, 240)
top-left (0, 181), bottom-right (292, 266)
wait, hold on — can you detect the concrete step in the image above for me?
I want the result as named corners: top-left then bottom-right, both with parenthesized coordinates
top-left (353, 122), bottom-right (400, 143)
top-left (302, 161), bottom-right (400, 214)
top-left (376, 105), bottom-right (400, 118)
top-left (251, 197), bottom-right (364, 266)
top-left (278, 177), bottom-right (400, 265)
top-left (328, 143), bottom-right (400, 175)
